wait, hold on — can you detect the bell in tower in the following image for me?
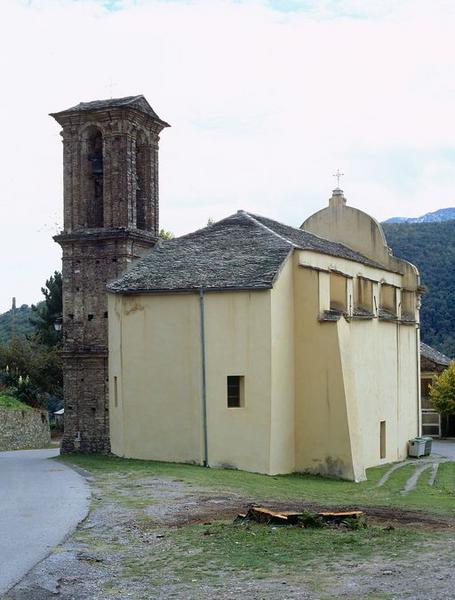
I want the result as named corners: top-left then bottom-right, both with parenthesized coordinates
top-left (51, 95), bottom-right (169, 454)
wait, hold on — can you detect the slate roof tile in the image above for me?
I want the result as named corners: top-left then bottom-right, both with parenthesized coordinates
top-left (107, 211), bottom-right (384, 294)
top-left (50, 95), bottom-right (169, 126)
top-left (420, 342), bottom-right (452, 366)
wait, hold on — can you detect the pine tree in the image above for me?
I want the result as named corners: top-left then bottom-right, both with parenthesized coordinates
top-left (30, 271), bottom-right (62, 347)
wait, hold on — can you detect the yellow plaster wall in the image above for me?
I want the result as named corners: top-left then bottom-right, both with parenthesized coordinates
top-left (294, 264), bottom-right (356, 480)
top-left (108, 295), bottom-right (124, 454)
top-left (269, 257), bottom-right (296, 474)
top-left (108, 293), bottom-right (203, 463)
top-left (301, 193), bottom-right (420, 289)
top-left (338, 320), bottom-right (418, 473)
top-left (109, 289), bottom-right (274, 473)
top-left (295, 249), bottom-right (419, 479)
top-left (204, 290), bottom-right (272, 474)
top-left (302, 196), bottom-right (391, 265)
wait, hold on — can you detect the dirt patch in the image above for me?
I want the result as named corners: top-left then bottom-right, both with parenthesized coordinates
top-left (7, 472), bottom-right (455, 600)
top-left (266, 500), bottom-right (455, 531)
top-left (157, 495), bottom-right (455, 532)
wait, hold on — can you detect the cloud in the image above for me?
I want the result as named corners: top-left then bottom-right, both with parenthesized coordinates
top-left (1, 0), bottom-right (455, 311)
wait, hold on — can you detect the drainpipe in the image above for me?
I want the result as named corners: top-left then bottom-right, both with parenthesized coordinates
top-left (416, 323), bottom-right (421, 436)
top-left (396, 323), bottom-right (400, 458)
top-left (199, 288), bottom-right (209, 467)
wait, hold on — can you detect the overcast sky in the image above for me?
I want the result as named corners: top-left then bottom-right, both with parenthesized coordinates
top-left (1, 0), bottom-right (455, 313)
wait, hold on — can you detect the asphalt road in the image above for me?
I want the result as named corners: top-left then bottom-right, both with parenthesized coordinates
top-left (0, 448), bottom-right (90, 595)
top-left (432, 439), bottom-right (455, 460)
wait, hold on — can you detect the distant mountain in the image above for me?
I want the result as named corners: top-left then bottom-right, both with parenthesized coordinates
top-left (0, 304), bottom-right (36, 343)
top-left (384, 207), bottom-right (455, 224)
top-left (383, 220), bottom-right (455, 359)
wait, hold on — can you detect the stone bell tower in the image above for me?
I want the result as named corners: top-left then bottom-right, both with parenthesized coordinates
top-left (51, 95), bottom-right (169, 453)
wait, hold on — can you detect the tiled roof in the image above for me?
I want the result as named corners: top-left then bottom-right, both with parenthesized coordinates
top-left (420, 342), bottom-right (452, 366)
top-left (50, 95), bottom-right (169, 125)
top-left (107, 211), bottom-right (384, 294)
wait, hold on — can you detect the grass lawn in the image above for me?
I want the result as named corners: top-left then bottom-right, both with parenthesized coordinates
top-left (123, 520), bottom-right (425, 580)
top-left (48, 454), bottom-right (455, 597)
top-left (58, 453), bottom-right (455, 516)
top-left (0, 393), bottom-right (31, 411)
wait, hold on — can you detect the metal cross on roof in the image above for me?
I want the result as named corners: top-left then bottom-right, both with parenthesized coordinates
top-left (333, 169), bottom-right (344, 188)
top-left (106, 78), bottom-right (117, 99)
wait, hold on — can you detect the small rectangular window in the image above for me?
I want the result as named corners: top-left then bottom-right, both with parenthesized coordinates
top-left (401, 290), bottom-right (415, 319)
top-left (227, 376), bottom-right (244, 408)
top-left (380, 421), bottom-right (386, 459)
top-left (380, 283), bottom-right (396, 314)
top-left (330, 272), bottom-right (347, 312)
top-left (114, 376), bottom-right (118, 408)
top-left (355, 277), bottom-right (373, 312)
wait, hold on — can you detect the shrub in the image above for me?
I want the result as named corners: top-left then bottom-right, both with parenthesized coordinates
top-left (430, 362), bottom-right (455, 416)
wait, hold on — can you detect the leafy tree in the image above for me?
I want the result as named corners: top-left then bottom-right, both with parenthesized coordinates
top-left (0, 336), bottom-right (62, 408)
top-left (0, 271), bottom-right (63, 408)
top-left (383, 220), bottom-right (455, 358)
top-left (430, 362), bottom-right (455, 416)
top-left (30, 271), bottom-right (62, 346)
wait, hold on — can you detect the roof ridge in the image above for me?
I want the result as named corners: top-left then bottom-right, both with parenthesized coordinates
top-left (250, 211), bottom-right (388, 267)
top-left (253, 211), bottom-right (347, 247)
top-left (241, 211), bottom-right (299, 248)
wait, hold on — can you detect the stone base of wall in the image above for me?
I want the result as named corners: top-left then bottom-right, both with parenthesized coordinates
top-left (0, 407), bottom-right (51, 451)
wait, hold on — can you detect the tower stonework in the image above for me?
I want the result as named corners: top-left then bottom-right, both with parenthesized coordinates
top-left (51, 96), bottom-right (169, 453)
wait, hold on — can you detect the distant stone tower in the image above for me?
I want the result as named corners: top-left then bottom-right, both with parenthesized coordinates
top-left (51, 96), bottom-right (169, 453)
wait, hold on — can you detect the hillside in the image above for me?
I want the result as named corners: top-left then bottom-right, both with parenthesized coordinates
top-left (0, 304), bottom-right (35, 342)
top-left (384, 207), bottom-right (455, 224)
top-left (383, 219), bottom-right (455, 358)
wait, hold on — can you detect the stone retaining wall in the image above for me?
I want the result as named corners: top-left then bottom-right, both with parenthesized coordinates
top-left (0, 407), bottom-right (51, 451)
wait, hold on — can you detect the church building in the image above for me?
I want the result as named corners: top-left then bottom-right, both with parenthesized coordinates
top-left (52, 95), bottom-right (422, 481)
top-left (106, 184), bottom-right (422, 483)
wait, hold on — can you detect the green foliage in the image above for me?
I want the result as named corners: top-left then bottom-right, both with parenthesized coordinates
top-left (0, 304), bottom-right (35, 343)
top-left (0, 393), bottom-right (32, 411)
top-left (158, 228), bottom-right (174, 240)
top-left (0, 336), bottom-right (62, 408)
top-left (0, 271), bottom-right (63, 408)
top-left (383, 220), bottom-right (455, 357)
top-left (430, 362), bottom-right (455, 416)
top-left (298, 510), bottom-right (325, 528)
top-left (30, 271), bottom-right (62, 347)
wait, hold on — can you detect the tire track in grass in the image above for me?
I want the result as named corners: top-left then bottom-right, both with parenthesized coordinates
top-left (428, 462), bottom-right (440, 487)
top-left (401, 464), bottom-right (433, 494)
top-left (377, 462), bottom-right (412, 487)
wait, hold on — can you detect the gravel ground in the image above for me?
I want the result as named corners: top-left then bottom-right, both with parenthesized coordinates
top-left (5, 466), bottom-right (455, 600)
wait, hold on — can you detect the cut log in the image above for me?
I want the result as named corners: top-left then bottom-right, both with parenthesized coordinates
top-left (235, 506), bottom-right (365, 528)
top-left (245, 506), bottom-right (290, 524)
top-left (317, 511), bottom-right (364, 524)
top-left (250, 507), bottom-right (288, 521)
top-left (318, 511), bottom-right (363, 518)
